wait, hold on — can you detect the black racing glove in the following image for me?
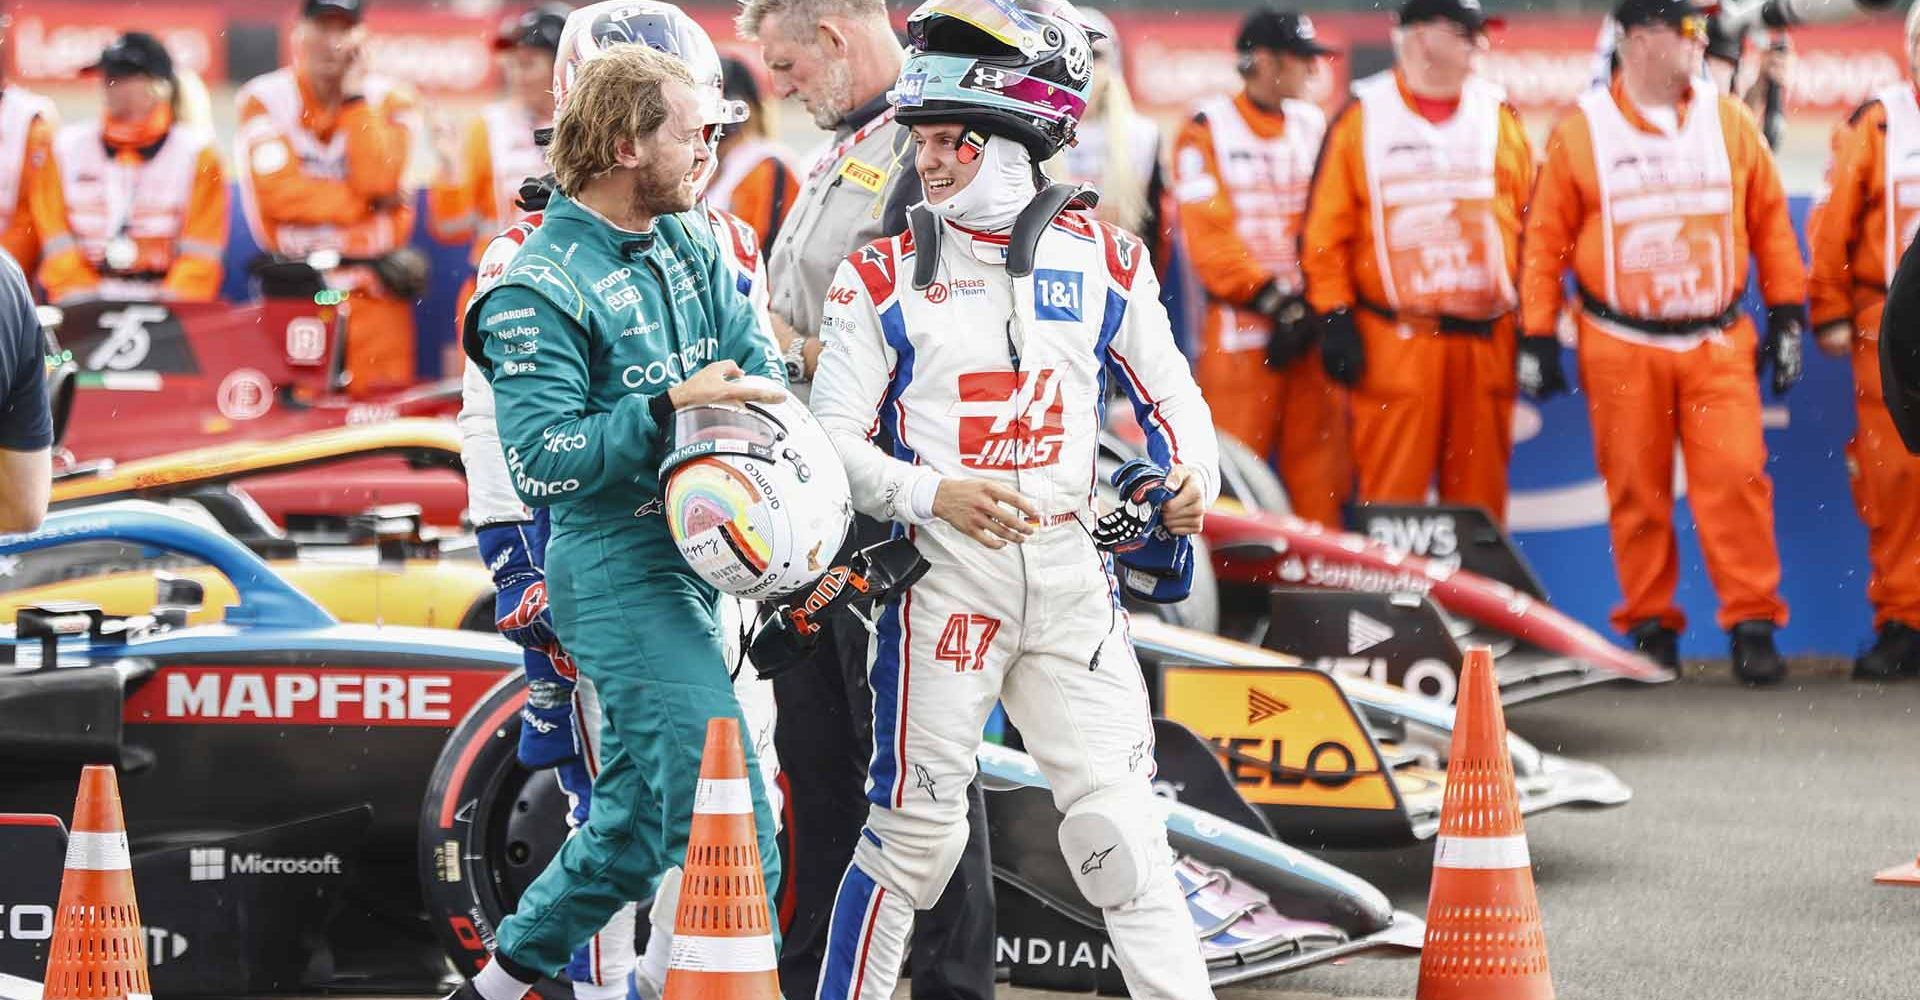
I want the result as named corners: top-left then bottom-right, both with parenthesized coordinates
top-left (1249, 279), bottom-right (1314, 369)
top-left (1762, 304), bottom-right (1807, 396)
top-left (516, 173), bottom-right (556, 213)
top-left (373, 247), bottom-right (431, 300)
top-left (1318, 308), bottom-right (1364, 386)
top-left (1516, 335), bottom-right (1569, 401)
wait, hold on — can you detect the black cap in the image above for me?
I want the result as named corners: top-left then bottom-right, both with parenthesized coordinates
top-left (492, 3), bottom-right (568, 52)
top-left (1614, 0), bottom-right (1714, 29)
top-left (1397, 0), bottom-right (1504, 34)
top-left (86, 32), bottom-right (173, 81)
top-left (302, 0), bottom-right (365, 24)
top-left (1237, 8), bottom-right (1336, 57)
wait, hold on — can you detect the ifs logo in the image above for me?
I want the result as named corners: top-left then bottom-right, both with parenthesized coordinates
top-left (951, 369), bottom-right (1066, 470)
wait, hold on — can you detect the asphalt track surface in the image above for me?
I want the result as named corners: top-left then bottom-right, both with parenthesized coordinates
top-left (988, 659), bottom-right (1920, 1000)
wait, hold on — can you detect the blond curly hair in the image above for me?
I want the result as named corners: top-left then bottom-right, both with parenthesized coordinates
top-left (548, 43), bottom-right (696, 195)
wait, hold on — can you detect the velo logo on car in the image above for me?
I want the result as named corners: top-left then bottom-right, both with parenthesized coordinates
top-left (123, 666), bottom-right (502, 727)
top-left (951, 369), bottom-right (1066, 470)
top-left (1032, 269), bottom-right (1083, 321)
top-left (188, 846), bottom-right (343, 881)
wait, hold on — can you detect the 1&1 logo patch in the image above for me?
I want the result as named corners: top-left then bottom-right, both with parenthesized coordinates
top-left (1033, 269), bottom-right (1083, 321)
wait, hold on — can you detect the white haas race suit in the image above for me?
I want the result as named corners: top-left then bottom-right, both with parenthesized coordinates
top-left (457, 201), bottom-right (783, 796)
top-left (807, 210), bottom-right (1221, 1000)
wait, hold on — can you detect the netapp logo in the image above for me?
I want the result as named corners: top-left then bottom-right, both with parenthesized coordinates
top-left (188, 847), bottom-right (343, 881)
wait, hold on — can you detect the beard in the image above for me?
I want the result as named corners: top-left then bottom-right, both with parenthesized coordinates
top-left (629, 160), bottom-right (698, 220)
top-left (807, 59), bottom-right (855, 130)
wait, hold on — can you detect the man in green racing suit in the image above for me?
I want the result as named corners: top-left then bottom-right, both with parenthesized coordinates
top-left (454, 42), bottom-right (787, 1000)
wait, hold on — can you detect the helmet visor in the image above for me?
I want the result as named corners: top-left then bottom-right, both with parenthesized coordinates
top-left (672, 405), bottom-right (784, 453)
top-left (906, 0), bottom-right (1048, 57)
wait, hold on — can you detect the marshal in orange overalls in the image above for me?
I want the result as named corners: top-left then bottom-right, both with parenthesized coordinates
top-left (1810, 85), bottom-right (1920, 635)
top-left (235, 67), bottom-right (418, 397)
top-left (1300, 70), bottom-right (1532, 524)
top-left (1174, 91), bottom-right (1349, 525)
top-left (1521, 77), bottom-right (1804, 635)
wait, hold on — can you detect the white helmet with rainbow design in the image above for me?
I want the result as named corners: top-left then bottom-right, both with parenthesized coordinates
top-left (660, 376), bottom-right (852, 600)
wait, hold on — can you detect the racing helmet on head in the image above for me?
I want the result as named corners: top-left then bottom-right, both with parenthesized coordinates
top-left (551, 1), bottom-right (749, 129)
top-left (660, 377), bottom-right (853, 601)
top-left (890, 0), bottom-right (1102, 159)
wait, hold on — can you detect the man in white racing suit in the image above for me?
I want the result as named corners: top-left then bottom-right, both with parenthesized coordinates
top-left (805, 1), bottom-right (1219, 996)
top-left (454, 4), bottom-right (782, 998)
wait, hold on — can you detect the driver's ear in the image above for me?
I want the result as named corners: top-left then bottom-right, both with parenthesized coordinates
top-left (613, 136), bottom-right (644, 169)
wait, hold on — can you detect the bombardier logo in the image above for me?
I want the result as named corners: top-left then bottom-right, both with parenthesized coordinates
top-left (1247, 687), bottom-right (1290, 724)
top-left (1347, 611), bottom-right (1393, 654)
top-left (123, 667), bottom-right (501, 728)
top-left (951, 369), bottom-right (1067, 470)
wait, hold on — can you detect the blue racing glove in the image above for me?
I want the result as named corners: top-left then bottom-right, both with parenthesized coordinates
top-left (1095, 459), bottom-right (1196, 604)
top-left (479, 516), bottom-right (559, 651)
top-left (478, 515), bottom-right (580, 770)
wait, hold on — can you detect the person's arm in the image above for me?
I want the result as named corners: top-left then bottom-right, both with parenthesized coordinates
top-left (1300, 103), bottom-right (1363, 314)
top-left (459, 230), bottom-right (533, 527)
top-left (344, 90), bottom-right (414, 203)
top-left (1730, 98), bottom-right (1808, 307)
top-left (480, 281), bottom-right (674, 507)
top-left (427, 116), bottom-right (489, 246)
top-left (1519, 116), bottom-right (1588, 337)
top-left (1100, 225), bottom-right (1220, 505)
top-left (161, 144), bottom-right (229, 302)
top-left (808, 255), bottom-right (943, 524)
top-left (1170, 115), bottom-right (1270, 303)
top-left (0, 257), bottom-right (52, 532)
top-left (30, 122), bottom-right (99, 303)
top-left (699, 217), bottom-right (786, 383)
top-left (1497, 104), bottom-right (1535, 278)
top-left (235, 94), bottom-right (372, 228)
top-left (1809, 105), bottom-right (1876, 332)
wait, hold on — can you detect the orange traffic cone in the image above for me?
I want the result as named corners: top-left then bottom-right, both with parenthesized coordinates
top-left (43, 765), bottom-right (150, 1000)
top-left (663, 717), bottom-right (778, 1000)
top-left (1416, 647), bottom-right (1554, 1000)
top-left (1873, 854), bottom-right (1920, 886)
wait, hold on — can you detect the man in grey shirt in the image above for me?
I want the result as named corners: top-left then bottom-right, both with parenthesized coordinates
top-left (742, 0), bottom-right (921, 381)
top-left (737, 1), bottom-right (992, 997)
top-left (0, 249), bottom-right (50, 532)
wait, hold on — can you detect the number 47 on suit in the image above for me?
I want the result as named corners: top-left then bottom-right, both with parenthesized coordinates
top-left (936, 613), bottom-right (1000, 673)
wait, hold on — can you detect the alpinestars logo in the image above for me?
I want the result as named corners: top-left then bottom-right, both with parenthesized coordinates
top-left (1247, 687), bottom-right (1290, 724)
top-left (1348, 611), bottom-right (1393, 654)
top-left (951, 369), bottom-right (1066, 469)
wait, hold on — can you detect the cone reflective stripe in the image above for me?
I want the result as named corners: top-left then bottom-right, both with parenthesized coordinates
top-left (1873, 853), bottom-right (1920, 886)
top-left (44, 766), bottom-right (151, 1000)
top-left (663, 718), bottom-right (778, 1000)
top-left (1417, 647), bottom-right (1553, 1000)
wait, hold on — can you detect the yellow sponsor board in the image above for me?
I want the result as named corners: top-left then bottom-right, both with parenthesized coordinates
top-left (1161, 665), bottom-right (1399, 811)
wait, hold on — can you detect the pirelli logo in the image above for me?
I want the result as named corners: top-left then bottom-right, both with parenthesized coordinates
top-left (839, 158), bottom-right (886, 193)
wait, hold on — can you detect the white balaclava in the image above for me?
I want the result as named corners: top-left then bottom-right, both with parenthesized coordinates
top-left (923, 134), bottom-right (1038, 233)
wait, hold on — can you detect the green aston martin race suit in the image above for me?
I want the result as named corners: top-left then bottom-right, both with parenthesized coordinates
top-left (465, 192), bottom-right (786, 975)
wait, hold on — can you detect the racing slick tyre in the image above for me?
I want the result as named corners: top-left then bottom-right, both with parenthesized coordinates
top-left (417, 673), bottom-right (582, 988)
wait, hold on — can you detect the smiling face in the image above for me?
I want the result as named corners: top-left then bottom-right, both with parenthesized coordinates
top-left (625, 78), bottom-right (712, 217)
top-left (910, 123), bottom-right (986, 204)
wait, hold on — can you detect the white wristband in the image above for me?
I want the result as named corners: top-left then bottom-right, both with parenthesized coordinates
top-left (909, 475), bottom-right (941, 524)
